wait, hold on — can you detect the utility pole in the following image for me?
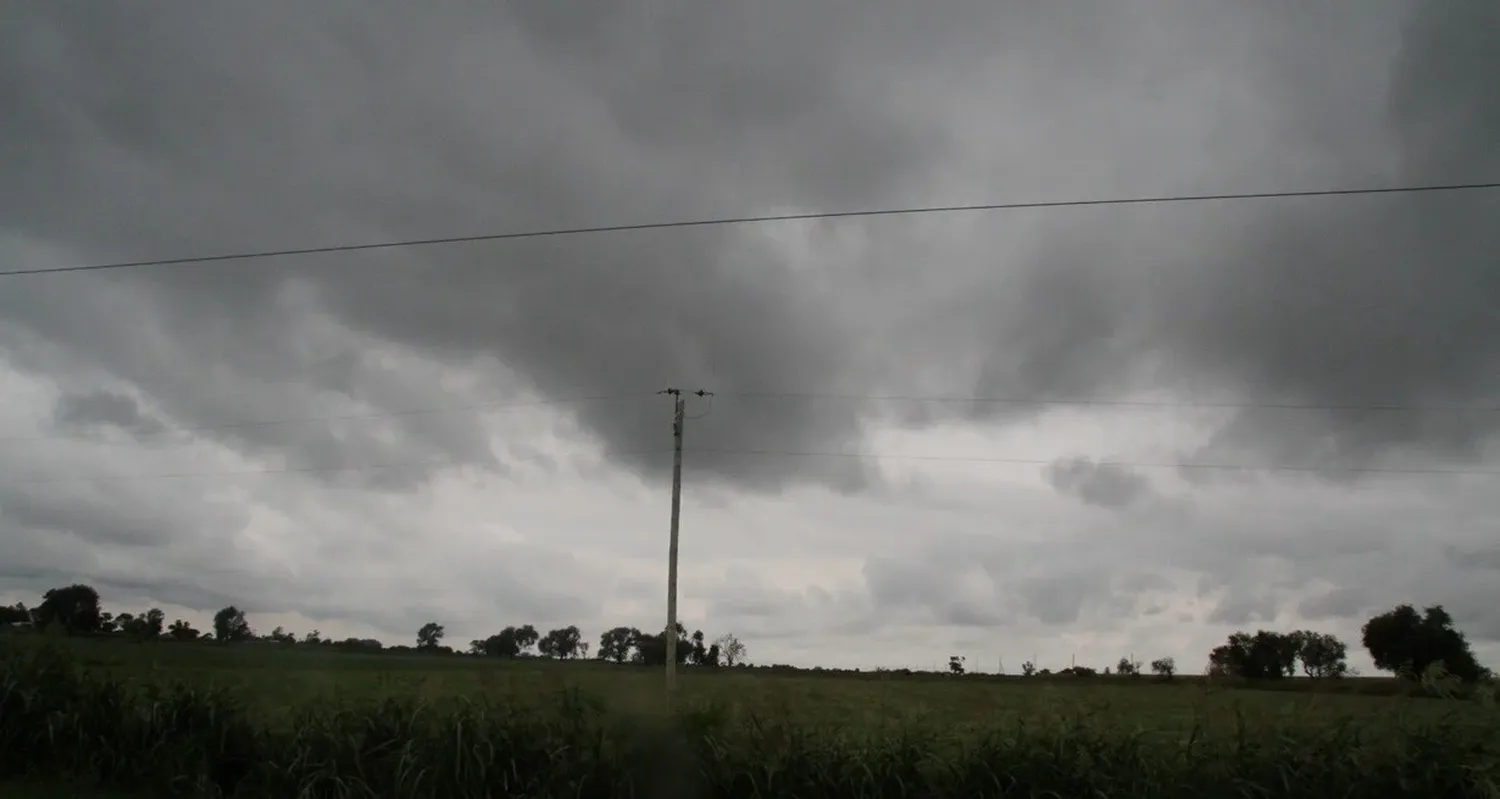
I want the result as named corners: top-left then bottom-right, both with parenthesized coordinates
top-left (658, 387), bottom-right (712, 704)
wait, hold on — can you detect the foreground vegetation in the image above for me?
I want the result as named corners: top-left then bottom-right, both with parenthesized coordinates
top-left (3, 638), bottom-right (1498, 798)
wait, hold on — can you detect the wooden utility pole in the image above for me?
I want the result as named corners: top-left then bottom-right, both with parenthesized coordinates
top-left (658, 387), bottom-right (711, 704)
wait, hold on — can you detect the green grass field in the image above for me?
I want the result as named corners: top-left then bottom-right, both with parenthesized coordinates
top-left (4, 636), bottom-right (1499, 797)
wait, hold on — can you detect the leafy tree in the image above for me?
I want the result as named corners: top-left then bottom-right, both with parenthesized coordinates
top-left (0, 602), bottom-right (29, 626)
top-left (303, 629), bottom-right (323, 645)
top-left (472, 625), bottom-right (544, 658)
top-left (100, 611), bottom-right (116, 633)
top-left (948, 655), bottom-right (966, 675)
top-left (1209, 631), bottom-right (1298, 680)
top-left (213, 606), bottom-right (252, 643)
top-left (1362, 604), bottom-right (1483, 683)
top-left (514, 624), bottom-right (539, 654)
top-left (35, 584), bottom-right (103, 635)
top-left (714, 633), bottom-right (747, 666)
top-left (538, 625), bottom-right (582, 659)
top-left (144, 608), bottom-right (165, 639)
top-left (634, 623), bottom-right (690, 666)
top-left (598, 626), bottom-right (638, 663)
top-left (1150, 657), bottom-right (1176, 678)
top-left (487, 628), bottom-right (523, 657)
top-left (416, 622), bottom-right (445, 650)
top-left (167, 619), bottom-right (199, 641)
top-left (266, 626), bottom-right (296, 645)
top-left (1116, 657), bottom-right (1139, 676)
top-left (1291, 630), bottom-right (1349, 678)
top-left (1021, 660), bottom-right (1037, 677)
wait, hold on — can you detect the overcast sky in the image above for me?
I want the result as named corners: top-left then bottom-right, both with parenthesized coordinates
top-left (2, 1), bottom-right (1498, 674)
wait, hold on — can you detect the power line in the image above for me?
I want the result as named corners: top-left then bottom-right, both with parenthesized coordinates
top-left (718, 391), bottom-right (1500, 414)
top-left (683, 447), bottom-right (1500, 477)
top-left (3, 448), bottom-right (677, 486)
top-left (0, 392), bottom-right (654, 446)
top-left (3, 180), bottom-right (1497, 278)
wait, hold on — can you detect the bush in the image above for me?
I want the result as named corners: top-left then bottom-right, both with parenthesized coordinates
top-left (3, 642), bottom-right (1499, 797)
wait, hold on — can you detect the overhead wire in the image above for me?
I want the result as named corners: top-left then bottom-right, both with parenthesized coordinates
top-left (1, 180), bottom-right (1497, 278)
top-left (0, 392), bottom-right (658, 445)
top-left (681, 447), bottom-right (1500, 477)
top-left (714, 391), bottom-right (1500, 414)
top-left (2, 179), bottom-right (1498, 479)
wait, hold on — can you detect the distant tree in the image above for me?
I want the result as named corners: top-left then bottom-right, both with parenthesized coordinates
top-left (691, 630), bottom-right (707, 664)
top-left (1116, 657), bottom-right (1139, 676)
top-left (167, 619), bottom-right (199, 641)
top-left (538, 625), bottom-right (582, 659)
top-left (487, 628), bottom-right (522, 658)
top-left (474, 625), bottom-right (547, 658)
top-left (99, 611), bottom-right (116, 633)
top-left (1291, 631), bottom-right (1349, 678)
top-left (303, 629), bottom-right (323, 645)
top-left (116, 610), bottom-right (161, 642)
top-left (267, 626), bottom-right (296, 645)
top-left (1209, 631), bottom-right (1298, 680)
top-left (416, 622), bottom-right (445, 651)
top-left (1362, 604), bottom-right (1483, 683)
top-left (213, 606), bottom-right (252, 643)
top-left (635, 624), bottom-right (690, 666)
top-left (0, 602), bottom-right (29, 626)
top-left (1021, 660), bottom-right (1037, 677)
top-left (948, 655), bottom-right (966, 675)
top-left (714, 633), bottom-right (747, 666)
top-left (578, 641), bottom-right (590, 659)
top-left (144, 608), bottom-right (165, 639)
top-left (1150, 657), bottom-right (1176, 679)
top-left (598, 626), bottom-right (638, 663)
top-left (34, 584), bottom-right (103, 635)
top-left (514, 624), bottom-right (540, 654)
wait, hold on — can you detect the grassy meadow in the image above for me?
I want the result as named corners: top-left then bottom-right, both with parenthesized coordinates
top-left (3, 635), bottom-right (1498, 797)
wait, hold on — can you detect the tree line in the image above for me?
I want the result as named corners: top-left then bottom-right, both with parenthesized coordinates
top-left (1203, 605), bottom-right (1489, 684)
top-left (2, 585), bottom-right (1489, 685)
top-left (0, 584), bottom-right (749, 667)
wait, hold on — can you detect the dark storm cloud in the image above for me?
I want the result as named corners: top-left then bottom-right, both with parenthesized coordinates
top-left (52, 390), bottom-right (165, 437)
top-left (1045, 457), bottom-right (1153, 509)
top-left (940, 3), bottom-right (1500, 469)
top-left (0, 0), bottom-right (1495, 501)
top-left (1206, 589), bottom-right (1281, 626)
top-left (1298, 586), bottom-right (1374, 621)
top-left (0, 0), bottom-right (976, 493)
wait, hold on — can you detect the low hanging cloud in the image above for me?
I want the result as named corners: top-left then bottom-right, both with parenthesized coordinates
top-left (1, 1), bottom-right (1499, 671)
top-left (1044, 457), bottom-right (1154, 509)
top-left (0, 2), bottom-right (1493, 497)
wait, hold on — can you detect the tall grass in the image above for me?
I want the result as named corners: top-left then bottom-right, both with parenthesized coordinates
top-left (2, 643), bottom-right (1496, 797)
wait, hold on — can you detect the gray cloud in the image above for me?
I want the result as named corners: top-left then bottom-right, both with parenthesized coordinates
top-left (1, 1), bottom-right (1499, 672)
top-left (1298, 586), bottom-right (1374, 622)
top-left (52, 389), bottom-right (165, 437)
top-left (2, 2), bottom-right (1490, 497)
top-left (1045, 457), bottom-right (1154, 509)
top-left (1207, 590), bottom-right (1281, 627)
